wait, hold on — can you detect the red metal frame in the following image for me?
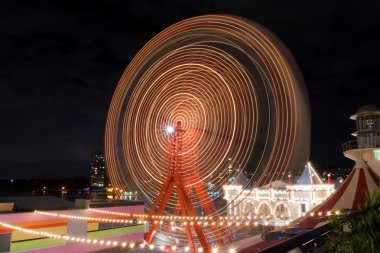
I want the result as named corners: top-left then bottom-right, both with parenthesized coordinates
top-left (144, 121), bottom-right (231, 252)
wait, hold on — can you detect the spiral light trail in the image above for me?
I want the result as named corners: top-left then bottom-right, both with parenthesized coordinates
top-left (105, 15), bottom-right (310, 244)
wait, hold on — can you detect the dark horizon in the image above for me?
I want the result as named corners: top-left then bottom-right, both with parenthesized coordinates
top-left (1, 0), bottom-right (380, 178)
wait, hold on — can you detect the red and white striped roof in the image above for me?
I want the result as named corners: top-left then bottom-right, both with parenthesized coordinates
top-left (296, 160), bottom-right (379, 228)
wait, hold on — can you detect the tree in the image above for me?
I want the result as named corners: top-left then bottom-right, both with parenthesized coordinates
top-left (327, 185), bottom-right (380, 253)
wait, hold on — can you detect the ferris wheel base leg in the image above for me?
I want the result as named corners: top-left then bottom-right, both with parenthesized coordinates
top-left (144, 173), bottom-right (213, 252)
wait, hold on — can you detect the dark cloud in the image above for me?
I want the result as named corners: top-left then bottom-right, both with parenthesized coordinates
top-left (1, 0), bottom-right (380, 178)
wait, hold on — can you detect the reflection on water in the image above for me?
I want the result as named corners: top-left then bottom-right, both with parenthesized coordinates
top-left (52, 191), bottom-right (140, 202)
top-left (0, 189), bottom-right (141, 203)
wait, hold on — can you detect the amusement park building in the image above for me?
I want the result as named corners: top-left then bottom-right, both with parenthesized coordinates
top-left (223, 162), bottom-right (335, 222)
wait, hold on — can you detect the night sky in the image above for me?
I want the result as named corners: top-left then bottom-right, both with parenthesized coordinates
top-left (1, 0), bottom-right (380, 178)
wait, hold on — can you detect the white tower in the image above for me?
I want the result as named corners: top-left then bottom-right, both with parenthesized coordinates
top-left (343, 104), bottom-right (380, 176)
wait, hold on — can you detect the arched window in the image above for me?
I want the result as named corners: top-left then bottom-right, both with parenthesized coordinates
top-left (257, 202), bottom-right (272, 216)
top-left (274, 203), bottom-right (289, 218)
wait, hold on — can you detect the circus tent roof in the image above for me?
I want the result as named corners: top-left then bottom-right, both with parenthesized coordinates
top-left (295, 160), bottom-right (379, 228)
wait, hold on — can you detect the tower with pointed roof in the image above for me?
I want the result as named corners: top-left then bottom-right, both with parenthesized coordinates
top-left (297, 162), bottom-right (323, 185)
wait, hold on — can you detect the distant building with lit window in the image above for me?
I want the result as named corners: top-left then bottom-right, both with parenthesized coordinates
top-left (90, 150), bottom-right (106, 190)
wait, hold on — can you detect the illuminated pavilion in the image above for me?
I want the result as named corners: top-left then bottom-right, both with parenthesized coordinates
top-left (223, 162), bottom-right (335, 223)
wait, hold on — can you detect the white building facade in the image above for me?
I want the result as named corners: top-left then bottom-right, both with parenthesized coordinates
top-left (223, 162), bottom-right (335, 223)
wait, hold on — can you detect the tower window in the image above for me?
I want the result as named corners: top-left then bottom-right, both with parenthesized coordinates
top-left (365, 118), bottom-right (375, 129)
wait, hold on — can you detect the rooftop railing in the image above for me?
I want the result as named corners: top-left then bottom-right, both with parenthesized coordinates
top-left (343, 139), bottom-right (380, 152)
top-left (342, 140), bottom-right (358, 152)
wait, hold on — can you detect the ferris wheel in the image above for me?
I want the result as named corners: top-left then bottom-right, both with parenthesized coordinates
top-left (105, 15), bottom-right (310, 249)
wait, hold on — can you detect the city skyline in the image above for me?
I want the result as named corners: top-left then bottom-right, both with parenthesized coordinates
top-left (1, 0), bottom-right (380, 178)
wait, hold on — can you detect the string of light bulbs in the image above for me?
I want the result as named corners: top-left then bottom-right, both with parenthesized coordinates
top-left (88, 208), bottom-right (340, 220)
top-left (34, 209), bottom-right (340, 231)
top-left (35, 210), bottom-right (291, 228)
top-left (1, 209), bottom-right (339, 252)
top-left (0, 220), bottom-right (212, 252)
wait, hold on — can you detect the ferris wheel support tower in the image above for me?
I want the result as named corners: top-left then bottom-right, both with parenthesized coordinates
top-left (144, 121), bottom-right (229, 252)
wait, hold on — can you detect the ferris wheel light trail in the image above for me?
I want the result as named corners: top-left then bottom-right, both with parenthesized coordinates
top-left (105, 15), bottom-right (310, 247)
